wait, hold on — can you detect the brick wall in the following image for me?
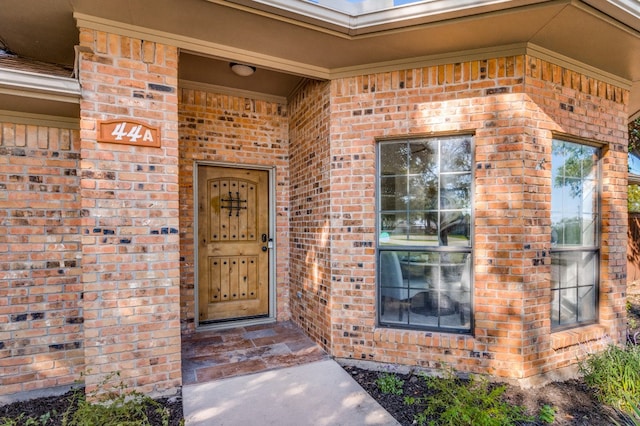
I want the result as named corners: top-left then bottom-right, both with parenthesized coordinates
top-left (288, 80), bottom-right (333, 350)
top-left (77, 29), bottom-right (181, 395)
top-left (1, 45), bottom-right (629, 398)
top-left (0, 123), bottom-right (83, 396)
top-left (178, 88), bottom-right (290, 334)
top-left (523, 57), bottom-right (628, 375)
top-left (325, 55), bottom-right (628, 380)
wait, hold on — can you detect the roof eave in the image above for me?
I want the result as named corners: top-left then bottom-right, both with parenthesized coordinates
top-left (0, 67), bottom-right (81, 104)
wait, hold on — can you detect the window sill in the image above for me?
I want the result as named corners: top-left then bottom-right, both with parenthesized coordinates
top-left (551, 323), bottom-right (609, 351)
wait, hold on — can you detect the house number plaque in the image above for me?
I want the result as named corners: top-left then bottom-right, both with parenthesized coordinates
top-left (98, 119), bottom-right (160, 148)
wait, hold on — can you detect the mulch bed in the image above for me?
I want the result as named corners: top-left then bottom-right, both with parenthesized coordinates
top-left (0, 390), bottom-right (183, 426)
top-left (343, 365), bottom-right (629, 425)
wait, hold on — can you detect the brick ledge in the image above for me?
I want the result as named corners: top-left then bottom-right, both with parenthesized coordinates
top-left (551, 324), bottom-right (609, 351)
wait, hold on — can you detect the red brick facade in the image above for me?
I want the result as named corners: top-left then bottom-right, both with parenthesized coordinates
top-left (0, 37), bottom-right (630, 398)
top-left (76, 29), bottom-right (181, 395)
top-left (0, 124), bottom-right (83, 395)
top-left (289, 80), bottom-right (333, 350)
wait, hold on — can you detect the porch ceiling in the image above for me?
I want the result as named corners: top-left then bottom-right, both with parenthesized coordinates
top-left (1, 0), bottom-right (639, 118)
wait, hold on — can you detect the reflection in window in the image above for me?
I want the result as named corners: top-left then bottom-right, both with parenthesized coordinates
top-left (630, 184), bottom-right (640, 213)
top-left (379, 137), bottom-right (471, 248)
top-left (378, 136), bottom-right (472, 333)
top-left (551, 139), bottom-right (599, 329)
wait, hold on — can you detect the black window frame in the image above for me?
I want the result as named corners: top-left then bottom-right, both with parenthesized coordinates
top-left (550, 138), bottom-right (601, 330)
top-left (376, 135), bottom-right (474, 334)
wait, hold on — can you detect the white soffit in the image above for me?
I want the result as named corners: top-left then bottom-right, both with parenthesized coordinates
top-left (210, 0), bottom-right (552, 33)
top-left (583, 0), bottom-right (640, 32)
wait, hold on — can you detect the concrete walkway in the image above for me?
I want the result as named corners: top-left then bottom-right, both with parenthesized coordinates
top-left (183, 359), bottom-right (400, 426)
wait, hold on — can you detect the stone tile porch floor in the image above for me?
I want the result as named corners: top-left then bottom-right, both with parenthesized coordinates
top-left (181, 320), bottom-right (330, 385)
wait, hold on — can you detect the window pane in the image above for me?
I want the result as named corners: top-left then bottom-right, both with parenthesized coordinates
top-left (557, 217), bottom-right (582, 246)
top-left (440, 211), bottom-right (470, 246)
top-left (380, 143), bottom-right (408, 175)
top-left (559, 288), bottom-right (577, 326)
top-left (408, 290), bottom-right (438, 326)
top-left (408, 175), bottom-right (438, 210)
top-left (582, 214), bottom-right (598, 246)
top-left (409, 140), bottom-right (438, 174)
top-left (580, 251), bottom-right (597, 286)
top-left (551, 140), bottom-right (599, 249)
top-left (578, 286), bottom-right (596, 322)
top-left (380, 176), bottom-right (408, 210)
top-left (629, 184), bottom-right (640, 213)
top-left (408, 212), bottom-right (438, 246)
top-left (440, 173), bottom-right (471, 209)
top-left (551, 289), bottom-right (561, 326)
top-left (381, 213), bottom-right (403, 233)
top-left (379, 250), bottom-right (471, 331)
top-left (441, 137), bottom-right (472, 172)
top-left (557, 178), bottom-right (583, 216)
top-left (400, 252), bottom-right (471, 331)
top-left (397, 252), bottom-right (432, 285)
top-left (551, 250), bottom-right (598, 327)
top-left (582, 178), bottom-right (597, 215)
top-left (379, 251), bottom-right (409, 323)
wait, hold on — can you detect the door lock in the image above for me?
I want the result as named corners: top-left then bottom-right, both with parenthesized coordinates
top-left (261, 234), bottom-right (273, 251)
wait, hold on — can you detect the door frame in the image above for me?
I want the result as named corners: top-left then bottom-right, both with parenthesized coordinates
top-left (194, 161), bottom-right (277, 330)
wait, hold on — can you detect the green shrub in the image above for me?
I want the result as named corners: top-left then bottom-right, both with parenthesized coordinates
top-left (0, 408), bottom-right (56, 425)
top-left (62, 372), bottom-right (170, 426)
top-left (0, 412), bottom-right (52, 426)
top-left (404, 370), bottom-right (532, 426)
top-left (375, 372), bottom-right (404, 396)
top-left (627, 301), bottom-right (639, 331)
top-left (537, 404), bottom-right (556, 424)
top-left (579, 344), bottom-right (640, 417)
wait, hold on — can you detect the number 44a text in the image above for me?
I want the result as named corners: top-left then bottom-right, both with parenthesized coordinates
top-left (111, 122), bottom-right (154, 143)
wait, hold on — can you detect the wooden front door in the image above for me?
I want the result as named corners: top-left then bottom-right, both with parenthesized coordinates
top-left (197, 165), bottom-right (270, 323)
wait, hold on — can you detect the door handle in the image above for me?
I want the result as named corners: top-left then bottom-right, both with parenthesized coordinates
top-left (261, 234), bottom-right (273, 251)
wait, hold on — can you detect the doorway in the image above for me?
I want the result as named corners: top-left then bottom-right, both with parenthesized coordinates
top-left (197, 164), bottom-right (271, 324)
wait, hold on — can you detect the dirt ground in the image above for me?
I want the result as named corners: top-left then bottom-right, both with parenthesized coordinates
top-left (344, 366), bottom-right (631, 425)
top-left (1, 288), bottom-right (639, 425)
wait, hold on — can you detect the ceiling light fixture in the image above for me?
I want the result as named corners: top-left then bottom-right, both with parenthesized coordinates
top-left (230, 63), bottom-right (256, 77)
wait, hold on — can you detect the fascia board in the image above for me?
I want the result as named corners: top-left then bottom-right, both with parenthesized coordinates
top-left (0, 68), bottom-right (81, 103)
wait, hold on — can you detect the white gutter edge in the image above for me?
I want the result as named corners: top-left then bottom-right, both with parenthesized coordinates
top-left (0, 67), bottom-right (81, 103)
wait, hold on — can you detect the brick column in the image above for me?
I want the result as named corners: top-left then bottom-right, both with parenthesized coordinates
top-left (78, 28), bottom-right (181, 395)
